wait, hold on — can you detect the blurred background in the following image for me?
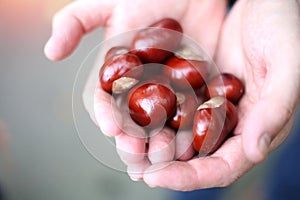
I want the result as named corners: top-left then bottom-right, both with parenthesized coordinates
top-left (0, 0), bottom-right (165, 199)
top-left (0, 0), bottom-right (299, 200)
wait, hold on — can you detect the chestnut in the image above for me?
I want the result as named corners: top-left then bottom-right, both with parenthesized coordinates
top-left (99, 53), bottom-right (143, 93)
top-left (127, 82), bottom-right (177, 128)
top-left (205, 73), bottom-right (244, 103)
top-left (104, 46), bottom-right (129, 61)
top-left (168, 93), bottom-right (199, 129)
top-left (193, 96), bottom-right (238, 155)
top-left (164, 55), bottom-right (210, 91)
top-left (131, 18), bottom-right (183, 63)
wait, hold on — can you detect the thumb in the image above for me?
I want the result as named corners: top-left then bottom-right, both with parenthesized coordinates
top-left (241, 97), bottom-right (291, 163)
top-left (241, 57), bottom-right (300, 163)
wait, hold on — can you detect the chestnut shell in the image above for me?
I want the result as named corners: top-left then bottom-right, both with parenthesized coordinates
top-left (99, 53), bottom-right (143, 93)
top-left (128, 82), bottom-right (177, 128)
top-left (205, 73), bottom-right (244, 103)
top-left (131, 18), bottom-right (183, 63)
top-left (193, 97), bottom-right (238, 154)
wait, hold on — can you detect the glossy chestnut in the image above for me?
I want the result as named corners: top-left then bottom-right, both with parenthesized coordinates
top-left (99, 53), bottom-right (143, 93)
top-left (128, 82), bottom-right (177, 128)
top-left (205, 73), bottom-right (244, 103)
top-left (104, 46), bottom-right (129, 61)
top-left (164, 55), bottom-right (210, 90)
top-left (131, 18), bottom-right (183, 63)
top-left (193, 96), bottom-right (238, 155)
top-left (168, 93), bottom-right (199, 129)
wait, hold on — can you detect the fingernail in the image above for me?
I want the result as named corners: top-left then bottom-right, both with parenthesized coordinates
top-left (129, 176), bottom-right (143, 182)
top-left (44, 37), bottom-right (56, 60)
top-left (258, 133), bottom-right (271, 157)
top-left (147, 183), bottom-right (157, 188)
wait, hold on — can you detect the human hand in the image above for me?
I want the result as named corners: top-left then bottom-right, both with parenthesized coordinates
top-left (44, 0), bottom-right (228, 184)
top-left (140, 0), bottom-right (300, 191)
top-left (44, 0), bottom-right (227, 60)
top-left (216, 0), bottom-right (300, 161)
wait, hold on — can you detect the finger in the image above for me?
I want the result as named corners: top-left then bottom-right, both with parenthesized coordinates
top-left (175, 130), bottom-right (195, 161)
top-left (240, 98), bottom-right (294, 163)
top-left (127, 158), bottom-right (151, 181)
top-left (148, 127), bottom-right (176, 164)
top-left (180, 0), bottom-right (227, 57)
top-left (94, 82), bottom-right (122, 137)
top-left (44, 0), bottom-right (115, 61)
top-left (241, 48), bottom-right (300, 163)
top-left (143, 136), bottom-right (254, 191)
top-left (115, 132), bottom-right (147, 165)
top-left (269, 113), bottom-right (296, 152)
top-left (83, 44), bottom-right (129, 126)
top-left (82, 61), bottom-right (100, 125)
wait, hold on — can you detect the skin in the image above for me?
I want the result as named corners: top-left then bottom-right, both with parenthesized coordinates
top-left (216, 0), bottom-right (300, 162)
top-left (45, 0), bottom-right (300, 191)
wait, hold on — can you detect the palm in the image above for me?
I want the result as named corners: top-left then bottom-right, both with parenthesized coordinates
top-left (216, 0), bottom-right (300, 160)
top-left (143, 0), bottom-right (300, 190)
top-left (105, 0), bottom-right (227, 56)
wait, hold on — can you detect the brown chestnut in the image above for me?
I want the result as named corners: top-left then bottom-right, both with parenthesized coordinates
top-left (205, 73), bottom-right (244, 103)
top-left (104, 46), bottom-right (129, 61)
top-left (127, 82), bottom-right (177, 128)
top-left (131, 18), bottom-right (183, 63)
top-left (164, 55), bottom-right (210, 90)
top-left (168, 93), bottom-right (199, 129)
top-left (193, 96), bottom-right (238, 155)
top-left (99, 53), bottom-right (143, 93)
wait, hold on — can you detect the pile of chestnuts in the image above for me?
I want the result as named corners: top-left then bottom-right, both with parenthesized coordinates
top-left (99, 18), bottom-right (244, 157)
